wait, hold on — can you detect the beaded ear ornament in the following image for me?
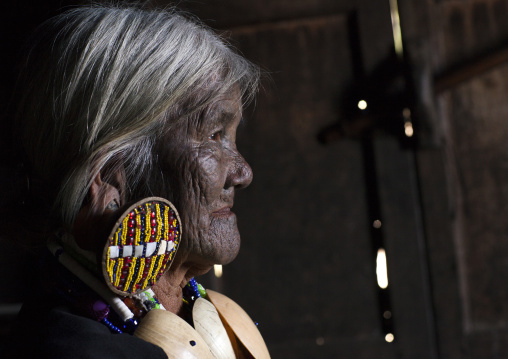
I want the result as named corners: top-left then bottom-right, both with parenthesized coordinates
top-left (102, 197), bottom-right (181, 296)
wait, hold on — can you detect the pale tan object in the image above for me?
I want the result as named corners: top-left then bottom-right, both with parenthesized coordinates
top-left (193, 297), bottom-right (236, 359)
top-left (134, 309), bottom-right (213, 359)
top-left (207, 290), bottom-right (271, 359)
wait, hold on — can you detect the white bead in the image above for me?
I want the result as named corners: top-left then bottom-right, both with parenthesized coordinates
top-left (166, 241), bottom-right (175, 251)
top-left (122, 245), bottom-right (133, 257)
top-left (109, 246), bottom-right (119, 259)
top-left (146, 242), bottom-right (157, 257)
top-left (134, 245), bottom-right (144, 257)
top-left (158, 241), bottom-right (167, 255)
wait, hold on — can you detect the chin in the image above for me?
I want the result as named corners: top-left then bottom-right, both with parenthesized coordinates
top-left (216, 234), bottom-right (241, 265)
top-left (181, 222), bottom-right (242, 267)
top-left (201, 233), bottom-right (241, 266)
top-left (201, 218), bottom-right (242, 265)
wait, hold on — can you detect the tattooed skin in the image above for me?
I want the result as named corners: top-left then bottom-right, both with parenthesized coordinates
top-left (155, 91), bottom-right (253, 267)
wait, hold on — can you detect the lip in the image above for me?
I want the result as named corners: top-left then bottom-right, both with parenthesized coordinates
top-left (212, 206), bottom-right (234, 217)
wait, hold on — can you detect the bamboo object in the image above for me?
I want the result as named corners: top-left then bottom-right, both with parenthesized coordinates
top-left (193, 297), bottom-right (236, 359)
top-left (207, 290), bottom-right (270, 359)
top-left (134, 309), bottom-right (213, 359)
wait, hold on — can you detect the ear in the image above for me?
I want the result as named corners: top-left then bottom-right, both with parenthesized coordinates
top-left (73, 171), bottom-right (123, 253)
top-left (89, 172), bottom-right (121, 214)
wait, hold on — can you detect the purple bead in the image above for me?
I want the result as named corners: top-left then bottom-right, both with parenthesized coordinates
top-left (91, 300), bottom-right (110, 321)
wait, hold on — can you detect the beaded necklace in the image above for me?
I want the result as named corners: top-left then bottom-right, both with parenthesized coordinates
top-left (48, 237), bottom-right (209, 335)
top-left (48, 243), bottom-right (270, 358)
top-left (46, 197), bottom-right (184, 334)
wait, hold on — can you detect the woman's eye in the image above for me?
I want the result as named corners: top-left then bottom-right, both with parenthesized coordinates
top-left (209, 131), bottom-right (222, 141)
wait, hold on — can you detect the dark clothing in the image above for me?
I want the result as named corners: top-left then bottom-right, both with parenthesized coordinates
top-left (5, 298), bottom-right (167, 358)
top-left (3, 251), bottom-right (167, 359)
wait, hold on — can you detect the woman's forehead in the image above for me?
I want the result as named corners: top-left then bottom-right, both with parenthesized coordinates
top-left (201, 92), bottom-right (243, 125)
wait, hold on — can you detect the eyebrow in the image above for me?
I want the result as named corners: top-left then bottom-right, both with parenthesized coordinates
top-left (209, 106), bottom-right (241, 125)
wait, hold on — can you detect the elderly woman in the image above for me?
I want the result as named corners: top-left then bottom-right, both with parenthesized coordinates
top-left (5, 4), bottom-right (268, 358)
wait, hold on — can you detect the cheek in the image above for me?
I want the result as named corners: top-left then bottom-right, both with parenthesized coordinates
top-left (157, 134), bottom-right (234, 261)
top-left (196, 148), bottom-right (225, 202)
top-left (171, 147), bottom-right (223, 250)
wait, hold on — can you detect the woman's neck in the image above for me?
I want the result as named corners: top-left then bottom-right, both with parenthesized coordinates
top-left (151, 257), bottom-right (211, 314)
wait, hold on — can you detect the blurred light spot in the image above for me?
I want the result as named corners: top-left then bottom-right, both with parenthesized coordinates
top-left (316, 337), bottom-right (325, 346)
top-left (214, 264), bottom-right (223, 278)
top-left (404, 121), bottom-right (414, 137)
top-left (358, 100), bottom-right (367, 110)
top-left (389, 0), bottom-right (403, 57)
top-left (403, 107), bottom-right (411, 119)
top-left (376, 248), bottom-right (389, 289)
top-left (383, 310), bottom-right (392, 319)
top-left (385, 333), bottom-right (395, 343)
top-left (373, 219), bottom-right (382, 229)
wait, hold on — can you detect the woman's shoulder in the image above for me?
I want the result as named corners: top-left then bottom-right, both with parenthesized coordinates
top-left (5, 301), bottom-right (167, 359)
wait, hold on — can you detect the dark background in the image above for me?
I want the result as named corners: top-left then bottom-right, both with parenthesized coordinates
top-left (3, 0), bottom-right (508, 358)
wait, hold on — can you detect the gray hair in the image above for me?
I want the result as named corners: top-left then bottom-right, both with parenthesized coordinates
top-left (16, 4), bottom-right (259, 228)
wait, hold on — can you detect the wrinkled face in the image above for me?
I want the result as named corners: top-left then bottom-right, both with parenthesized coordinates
top-left (157, 91), bottom-right (253, 266)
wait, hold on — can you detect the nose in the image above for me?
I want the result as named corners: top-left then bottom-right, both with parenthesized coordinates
top-left (225, 149), bottom-right (253, 190)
